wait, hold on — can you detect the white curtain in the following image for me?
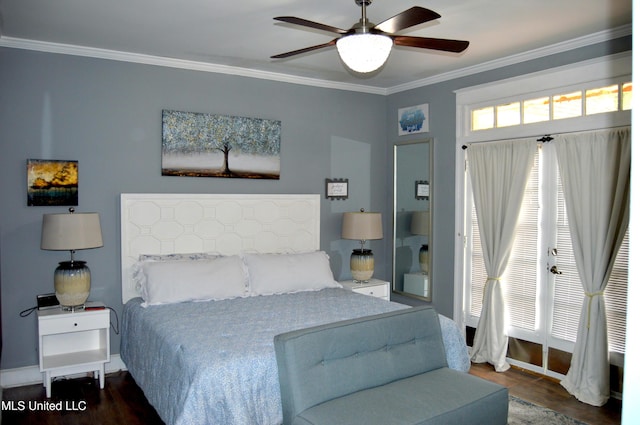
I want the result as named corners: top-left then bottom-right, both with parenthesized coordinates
top-left (557, 127), bottom-right (631, 406)
top-left (467, 139), bottom-right (537, 372)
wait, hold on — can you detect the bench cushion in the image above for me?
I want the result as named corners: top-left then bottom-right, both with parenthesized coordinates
top-left (294, 368), bottom-right (508, 425)
top-left (275, 307), bottom-right (448, 424)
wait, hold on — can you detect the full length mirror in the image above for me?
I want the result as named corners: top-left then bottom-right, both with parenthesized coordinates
top-left (393, 139), bottom-right (433, 301)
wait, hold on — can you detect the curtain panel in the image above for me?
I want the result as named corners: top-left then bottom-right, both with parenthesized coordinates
top-left (557, 127), bottom-right (631, 406)
top-left (467, 139), bottom-right (537, 372)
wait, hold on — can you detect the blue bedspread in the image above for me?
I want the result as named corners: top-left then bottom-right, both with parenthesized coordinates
top-left (121, 288), bottom-right (469, 425)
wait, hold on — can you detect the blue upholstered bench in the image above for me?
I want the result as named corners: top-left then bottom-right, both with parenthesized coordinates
top-left (274, 306), bottom-right (508, 425)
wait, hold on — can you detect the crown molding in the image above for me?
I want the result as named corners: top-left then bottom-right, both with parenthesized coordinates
top-left (0, 36), bottom-right (388, 95)
top-left (0, 24), bottom-right (631, 96)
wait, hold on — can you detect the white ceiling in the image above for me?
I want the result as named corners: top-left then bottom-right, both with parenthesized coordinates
top-left (0, 0), bottom-right (632, 93)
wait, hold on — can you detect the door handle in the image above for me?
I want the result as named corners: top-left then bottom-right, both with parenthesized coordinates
top-left (549, 265), bottom-right (563, 275)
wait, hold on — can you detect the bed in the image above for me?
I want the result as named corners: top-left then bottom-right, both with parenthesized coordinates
top-left (119, 193), bottom-right (470, 425)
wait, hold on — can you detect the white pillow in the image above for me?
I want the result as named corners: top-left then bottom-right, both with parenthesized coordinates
top-left (244, 251), bottom-right (341, 296)
top-left (139, 255), bottom-right (248, 306)
top-left (132, 252), bottom-right (221, 293)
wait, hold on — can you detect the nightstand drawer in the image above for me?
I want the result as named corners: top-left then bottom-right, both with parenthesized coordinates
top-left (351, 283), bottom-right (388, 299)
top-left (353, 285), bottom-right (388, 298)
top-left (340, 279), bottom-right (390, 301)
top-left (39, 313), bottom-right (108, 335)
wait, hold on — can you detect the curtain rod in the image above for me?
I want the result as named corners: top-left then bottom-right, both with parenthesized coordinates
top-left (461, 125), bottom-right (630, 149)
top-left (461, 135), bottom-right (552, 150)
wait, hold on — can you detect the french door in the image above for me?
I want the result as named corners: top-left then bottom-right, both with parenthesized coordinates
top-left (465, 137), bottom-right (628, 376)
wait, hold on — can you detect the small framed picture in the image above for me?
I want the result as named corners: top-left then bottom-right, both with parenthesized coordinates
top-left (326, 178), bottom-right (349, 200)
top-left (415, 180), bottom-right (430, 200)
top-left (27, 159), bottom-right (79, 206)
top-left (398, 103), bottom-right (429, 135)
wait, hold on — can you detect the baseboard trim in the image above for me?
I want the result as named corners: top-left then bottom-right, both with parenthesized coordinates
top-left (0, 354), bottom-right (127, 388)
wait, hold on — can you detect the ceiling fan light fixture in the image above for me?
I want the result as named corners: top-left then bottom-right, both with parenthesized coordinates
top-left (336, 33), bottom-right (392, 73)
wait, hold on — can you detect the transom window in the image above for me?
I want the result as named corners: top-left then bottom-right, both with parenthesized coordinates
top-left (471, 82), bottom-right (632, 131)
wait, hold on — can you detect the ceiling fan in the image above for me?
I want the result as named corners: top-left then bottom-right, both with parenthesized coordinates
top-left (271, 0), bottom-right (470, 74)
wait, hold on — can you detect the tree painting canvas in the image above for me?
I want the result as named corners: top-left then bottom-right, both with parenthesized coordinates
top-left (27, 159), bottom-right (79, 206)
top-left (162, 110), bottom-right (281, 179)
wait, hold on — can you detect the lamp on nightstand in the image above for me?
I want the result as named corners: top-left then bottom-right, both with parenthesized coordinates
top-left (41, 208), bottom-right (103, 311)
top-left (342, 208), bottom-right (383, 283)
top-left (411, 211), bottom-right (429, 275)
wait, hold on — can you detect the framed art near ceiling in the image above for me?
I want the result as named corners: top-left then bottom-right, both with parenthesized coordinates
top-left (161, 110), bottom-right (281, 179)
top-left (27, 159), bottom-right (79, 206)
top-left (398, 103), bottom-right (429, 135)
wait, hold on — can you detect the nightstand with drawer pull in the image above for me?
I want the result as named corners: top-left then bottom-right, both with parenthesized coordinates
top-left (340, 278), bottom-right (390, 301)
top-left (37, 302), bottom-right (110, 397)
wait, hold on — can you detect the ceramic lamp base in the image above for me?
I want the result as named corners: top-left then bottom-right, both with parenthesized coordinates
top-left (54, 261), bottom-right (91, 310)
top-left (419, 244), bottom-right (429, 275)
top-left (350, 249), bottom-right (374, 283)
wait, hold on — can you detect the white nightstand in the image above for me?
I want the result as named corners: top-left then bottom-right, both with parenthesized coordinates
top-left (404, 272), bottom-right (431, 300)
top-left (340, 278), bottom-right (390, 301)
top-left (37, 302), bottom-right (110, 398)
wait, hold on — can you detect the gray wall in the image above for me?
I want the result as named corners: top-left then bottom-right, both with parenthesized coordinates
top-left (0, 34), bottom-right (631, 370)
top-left (0, 48), bottom-right (387, 369)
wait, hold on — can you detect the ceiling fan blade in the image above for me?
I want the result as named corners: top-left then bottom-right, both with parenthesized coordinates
top-left (271, 39), bottom-right (338, 59)
top-left (274, 16), bottom-right (347, 35)
top-left (374, 7), bottom-right (441, 34)
top-left (392, 36), bottom-right (470, 53)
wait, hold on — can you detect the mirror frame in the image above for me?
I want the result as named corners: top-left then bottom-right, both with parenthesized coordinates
top-left (392, 138), bottom-right (434, 301)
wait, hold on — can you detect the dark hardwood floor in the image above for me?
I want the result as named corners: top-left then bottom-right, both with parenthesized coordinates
top-left (1, 372), bottom-right (164, 425)
top-left (469, 362), bottom-right (622, 425)
top-left (1, 364), bottom-right (621, 424)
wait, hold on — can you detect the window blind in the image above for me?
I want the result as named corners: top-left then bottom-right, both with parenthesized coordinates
top-left (470, 151), bottom-right (539, 332)
top-left (552, 169), bottom-right (628, 353)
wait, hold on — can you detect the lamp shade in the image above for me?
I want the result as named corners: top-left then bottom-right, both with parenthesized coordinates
top-left (410, 211), bottom-right (429, 236)
top-left (41, 212), bottom-right (103, 251)
top-left (336, 33), bottom-right (392, 73)
top-left (342, 211), bottom-right (383, 241)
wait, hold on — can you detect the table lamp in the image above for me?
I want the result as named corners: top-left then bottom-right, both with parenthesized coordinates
top-left (411, 211), bottom-right (429, 275)
top-left (41, 208), bottom-right (103, 310)
top-left (342, 209), bottom-right (383, 283)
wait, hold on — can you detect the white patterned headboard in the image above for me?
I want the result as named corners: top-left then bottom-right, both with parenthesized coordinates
top-left (120, 193), bottom-right (321, 303)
